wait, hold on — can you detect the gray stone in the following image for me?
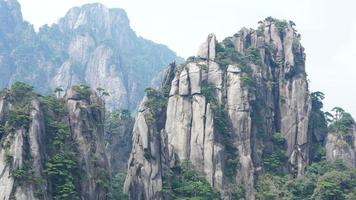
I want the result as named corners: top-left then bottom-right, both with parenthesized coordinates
top-left (125, 19), bottom-right (313, 200)
top-left (326, 127), bottom-right (356, 168)
top-left (197, 34), bottom-right (217, 60)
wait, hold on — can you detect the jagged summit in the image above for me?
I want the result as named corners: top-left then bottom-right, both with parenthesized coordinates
top-left (58, 3), bottom-right (130, 34)
top-left (0, 0), bottom-right (181, 110)
top-left (125, 18), bottom-right (310, 199)
top-left (0, 0), bottom-right (24, 32)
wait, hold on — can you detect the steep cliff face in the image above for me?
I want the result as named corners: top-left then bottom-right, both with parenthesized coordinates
top-left (124, 64), bottom-right (175, 200)
top-left (0, 83), bottom-right (110, 199)
top-left (0, 96), bottom-right (46, 200)
top-left (0, 0), bottom-right (38, 87)
top-left (104, 109), bottom-right (134, 173)
top-left (125, 18), bottom-right (311, 199)
top-left (0, 0), bottom-right (181, 110)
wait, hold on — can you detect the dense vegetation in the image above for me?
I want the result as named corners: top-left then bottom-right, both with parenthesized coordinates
top-left (143, 87), bottom-right (169, 128)
top-left (163, 161), bottom-right (220, 199)
top-left (0, 82), bottom-right (134, 199)
top-left (71, 84), bottom-right (91, 100)
top-left (215, 37), bottom-right (244, 69)
top-left (256, 160), bottom-right (356, 200)
top-left (256, 91), bottom-right (356, 200)
top-left (104, 109), bottom-right (133, 200)
top-left (42, 95), bottom-right (80, 199)
top-left (328, 107), bottom-right (355, 137)
top-left (111, 173), bottom-right (129, 200)
top-left (308, 92), bottom-right (328, 162)
top-left (104, 109), bottom-right (133, 157)
top-left (262, 133), bottom-right (288, 174)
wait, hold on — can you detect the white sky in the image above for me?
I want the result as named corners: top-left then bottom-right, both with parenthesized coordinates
top-left (18, 0), bottom-right (356, 116)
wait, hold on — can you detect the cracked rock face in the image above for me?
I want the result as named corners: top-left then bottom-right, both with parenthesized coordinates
top-left (0, 97), bottom-right (46, 200)
top-left (65, 90), bottom-right (110, 200)
top-left (123, 99), bottom-right (166, 200)
top-left (0, 88), bottom-right (110, 200)
top-left (124, 63), bottom-right (177, 200)
top-left (126, 19), bottom-right (311, 199)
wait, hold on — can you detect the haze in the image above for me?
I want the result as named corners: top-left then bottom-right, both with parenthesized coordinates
top-left (18, 0), bottom-right (356, 116)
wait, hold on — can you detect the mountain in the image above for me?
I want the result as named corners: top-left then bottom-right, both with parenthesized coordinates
top-left (0, 0), bottom-right (182, 110)
top-left (124, 18), bottom-right (356, 200)
top-left (0, 83), bottom-right (110, 199)
top-left (1, 1), bottom-right (356, 199)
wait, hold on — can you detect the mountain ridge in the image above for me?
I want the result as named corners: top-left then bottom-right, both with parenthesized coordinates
top-left (0, 0), bottom-right (182, 110)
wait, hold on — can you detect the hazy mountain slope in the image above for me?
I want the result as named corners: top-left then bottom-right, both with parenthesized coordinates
top-left (0, 0), bottom-right (182, 110)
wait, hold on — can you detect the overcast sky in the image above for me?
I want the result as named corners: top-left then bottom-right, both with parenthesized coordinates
top-left (18, 0), bottom-right (356, 116)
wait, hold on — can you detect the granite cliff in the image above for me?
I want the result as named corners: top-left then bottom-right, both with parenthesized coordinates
top-left (0, 83), bottom-right (110, 199)
top-left (125, 18), bottom-right (312, 199)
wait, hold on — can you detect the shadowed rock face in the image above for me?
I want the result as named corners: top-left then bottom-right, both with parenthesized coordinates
top-left (0, 88), bottom-right (110, 200)
top-left (125, 18), bottom-right (311, 199)
top-left (0, 0), bottom-right (181, 110)
top-left (124, 63), bottom-right (176, 200)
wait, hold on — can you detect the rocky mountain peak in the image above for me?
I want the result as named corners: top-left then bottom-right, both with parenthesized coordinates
top-left (58, 3), bottom-right (130, 37)
top-left (197, 33), bottom-right (217, 60)
top-left (0, 0), bottom-right (23, 32)
top-left (0, 0), bottom-right (181, 111)
top-left (125, 17), bottom-right (311, 199)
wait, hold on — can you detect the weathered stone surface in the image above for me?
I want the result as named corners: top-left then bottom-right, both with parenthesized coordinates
top-left (187, 63), bottom-right (201, 95)
top-left (326, 127), bottom-right (356, 168)
top-left (28, 100), bottom-right (48, 197)
top-left (124, 62), bottom-right (177, 200)
top-left (227, 64), bottom-right (241, 73)
top-left (197, 34), bottom-right (217, 60)
top-left (126, 18), bottom-right (312, 200)
top-left (226, 69), bottom-right (255, 198)
top-left (189, 95), bottom-right (206, 171)
top-left (279, 78), bottom-right (311, 176)
top-left (0, 94), bottom-right (10, 122)
top-left (124, 105), bottom-right (165, 200)
top-left (207, 61), bottom-right (223, 103)
top-left (178, 68), bottom-right (190, 96)
top-left (0, 129), bottom-right (25, 200)
top-left (66, 89), bottom-right (109, 200)
top-left (0, 88), bottom-right (110, 199)
top-left (0, 96), bottom-right (43, 200)
top-left (166, 95), bottom-right (192, 160)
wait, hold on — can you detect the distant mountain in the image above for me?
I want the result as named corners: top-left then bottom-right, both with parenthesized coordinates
top-left (0, 0), bottom-right (182, 110)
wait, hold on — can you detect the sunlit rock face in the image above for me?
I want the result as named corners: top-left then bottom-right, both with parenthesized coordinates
top-left (0, 0), bottom-right (181, 110)
top-left (125, 18), bottom-right (311, 199)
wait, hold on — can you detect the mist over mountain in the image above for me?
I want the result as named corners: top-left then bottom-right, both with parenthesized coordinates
top-left (0, 0), bottom-right (182, 110)
top-left (0, 0), bottom-right (355, 200)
